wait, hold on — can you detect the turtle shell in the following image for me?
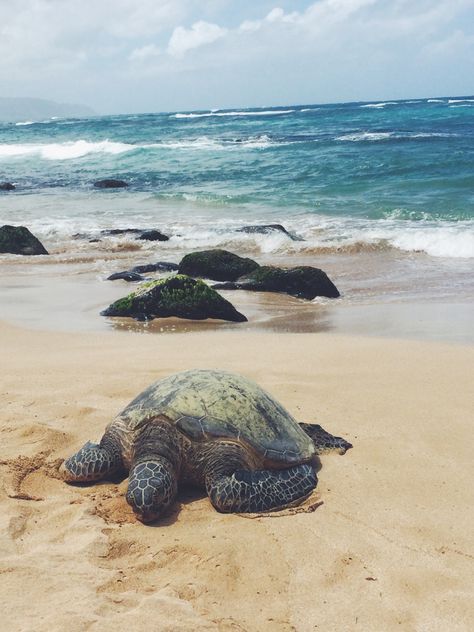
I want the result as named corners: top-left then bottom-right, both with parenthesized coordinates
top-left (116, 369), bottom-right (315, 465)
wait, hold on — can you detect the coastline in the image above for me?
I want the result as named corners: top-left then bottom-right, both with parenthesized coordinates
top-left (1, 321), bottom-right (473, 630)
top-left (1, 243), bottom-right (473, 343)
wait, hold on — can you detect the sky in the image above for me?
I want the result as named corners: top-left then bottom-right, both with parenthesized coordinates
top-left (1, 0), bottom-right (473, 114)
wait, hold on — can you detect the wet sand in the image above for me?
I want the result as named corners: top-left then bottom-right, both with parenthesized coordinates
top-left (0, 253), bottom-right (473, 343)
top-left (1, 322), bottom-right (473, 631)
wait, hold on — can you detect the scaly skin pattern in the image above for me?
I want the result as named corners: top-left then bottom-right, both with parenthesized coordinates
top-left (60, 438), bottom-right (122, 482)
top-left (298, 423), bottom-right (353, 455)
top-left (207, 463), bottom-right (317, 513)
top-left (126, 458), bottom-right (177, 523)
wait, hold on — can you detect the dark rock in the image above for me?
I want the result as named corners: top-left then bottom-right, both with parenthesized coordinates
top-left (212, 266), bottom-right (340, 300)
top-left (101, 228), bottom-right (143, 236)
top-left (93, 179), bottom-right (128, 189)
top-left (0, 182), bottom-right (15, 191)
top-left (100, 228), bottom-right (169, 241)
top-left (237, 224), bottom-right (303, 241)
top-left (0, 225), bottom-right (49, 255)
top-left (107, 271), bottom-right (145, 282)
top-left (101, 275), bottom-right (247, 323)
top-left (178, 249), bottom-right (259, 282)
top-left (137, 229), bottom-right (169, 242)
top-left (131, 262), bottom-right (179, 274)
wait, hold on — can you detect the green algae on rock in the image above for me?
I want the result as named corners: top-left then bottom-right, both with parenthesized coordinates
top-left (213, 265), bottom-right (340, 300)
top-left (178, 249), bottom-right (259, 281)
top-left (0, 225), bottom-right (49, 255)
top-left (101, 275), bottom-right (247, 322)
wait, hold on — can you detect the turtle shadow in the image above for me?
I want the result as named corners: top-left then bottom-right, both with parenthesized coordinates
top-left (149, 485), bottom-right (207, 527)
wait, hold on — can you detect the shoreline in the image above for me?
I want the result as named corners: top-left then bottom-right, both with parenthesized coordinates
top-left (1, 239), bottom-right (473, 344)
top-left (1, 322), bottom-right (473, 630)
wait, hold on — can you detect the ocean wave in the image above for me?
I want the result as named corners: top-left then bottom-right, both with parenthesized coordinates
top-left (360, 102), bottom-right (397, 109)
top-left (335, 131), bottom-right (455, 142)
top-left (157, 134), bottom-right (278, 150)
top-left (336, 132), bottom-right (393, 142)
top-left (300, 108), bottom-right (321, 112)
top-left (448, 98), bottom-right (474, 104)
top-left (173, 109), bottom-right (295, 119)
top-left (0, 135), bottom-right (287, 160)
top-left (15, 121), bottom-right (36, 126)
top-left (0, 139), bottom-right (135, 160)
top-left (427, 99), bottom-right (445, 103)
top-left (391, 227), bottom-right (474, 258)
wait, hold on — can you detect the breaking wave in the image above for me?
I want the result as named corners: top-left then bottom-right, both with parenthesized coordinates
top-left (335, 131), bottom-right (455, 142)
top-left (0, 135), bottom-right (285, 160)
top-left (360, 102), bottom-right (397, 109)
top-left (173, 109), bottom-right (295, 119)
top-left (0, 139), bottom-right (135, 160)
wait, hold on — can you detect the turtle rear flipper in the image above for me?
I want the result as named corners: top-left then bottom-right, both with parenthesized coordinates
top-left (204, 443), bottom-right (317, 513)
top-left (299, 423), bottom-right (352, 455)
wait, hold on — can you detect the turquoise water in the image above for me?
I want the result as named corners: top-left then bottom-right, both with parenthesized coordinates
top-left (1, 97), bottom-right (474, 258)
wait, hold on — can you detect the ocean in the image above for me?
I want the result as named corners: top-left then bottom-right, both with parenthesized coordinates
top-left (1, 97), bottom-right (473, 340)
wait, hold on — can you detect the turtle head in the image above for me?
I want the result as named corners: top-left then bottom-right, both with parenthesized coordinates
top-left (126, 459), bottom-right (177, 524)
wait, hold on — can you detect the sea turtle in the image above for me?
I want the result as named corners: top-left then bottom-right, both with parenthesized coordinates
top-left (61, 369), bottom-right (351, 523)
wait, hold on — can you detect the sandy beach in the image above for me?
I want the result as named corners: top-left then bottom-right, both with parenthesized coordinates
top-left (1, 321), bottom-right (473, 631)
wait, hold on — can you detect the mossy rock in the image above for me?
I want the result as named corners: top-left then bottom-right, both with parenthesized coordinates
top-left (0, 225), bottom-right (49, 255)
top-left (213, 266), bottom-right (340, 300)
top-left (101, 275), bottom-right (247, 322)
top-left (178, 249), bottom-right (259, 282)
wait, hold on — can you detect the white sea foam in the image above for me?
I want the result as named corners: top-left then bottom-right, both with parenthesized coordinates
top-left (427, 99), bottom-right (445, 103)
top-left (0, 135), bottom-right (283, 160)
top-left (360, 102), bottom-right (397, 109)
top-left (336, 131), bottom-right (455, 142)
top-left (3, 196), bottom-right (473, 261)
top-left (0, 139), bottom-right (136, 160)
top-left (15, 121), bottom-right (36, 126)
top-left (300, 108), bottom-right (321, 112)
top-left (173, 109), bottom-right (295, 119)
top-left (336, 132), bottom-right (393, 141)
top-left (390, 226), bottom-right (474, 258)
top-left (156, 134), bottom-right (278, 150)
top-left (448, 99), bottom-right (474, 103)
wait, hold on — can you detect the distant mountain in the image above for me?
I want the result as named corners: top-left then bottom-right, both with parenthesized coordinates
top-left (0, 97), bottom-right (95, 122)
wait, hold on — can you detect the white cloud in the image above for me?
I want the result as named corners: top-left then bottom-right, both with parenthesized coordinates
top-left (129, 44), bottom-right (161, 62)
top-left (0, 1), bottom-right (472, 111)
top-left (167, 20), bottom-right (228, 58)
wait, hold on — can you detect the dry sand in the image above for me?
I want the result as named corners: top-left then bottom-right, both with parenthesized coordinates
top-left (1, 321), bottom-right (473, 631)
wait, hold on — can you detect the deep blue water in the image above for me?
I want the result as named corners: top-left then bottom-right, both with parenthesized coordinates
top-left (1, 97), bottom-right (474, 258)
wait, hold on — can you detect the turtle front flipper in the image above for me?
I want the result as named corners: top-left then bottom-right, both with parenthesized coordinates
top-left (126, 458), bottom-right (178, 523)
top-left (299, 423), bottom-right (352, 455)
top-left (61, 440), bottom-right (122, 482)
top-left (206, 462), bottom-right (317, 513)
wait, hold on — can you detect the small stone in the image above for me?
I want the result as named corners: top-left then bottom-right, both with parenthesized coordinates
top-left (93, 179), bottom-right (128, 189)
